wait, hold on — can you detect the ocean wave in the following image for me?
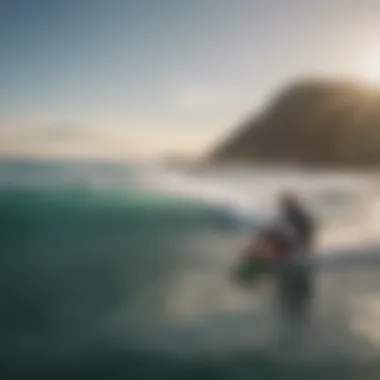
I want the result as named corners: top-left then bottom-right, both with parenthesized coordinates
top-left (1, 163), bottom-right (380, 379)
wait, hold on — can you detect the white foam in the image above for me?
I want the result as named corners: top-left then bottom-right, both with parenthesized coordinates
top-left (142, 166), bottom-right (380, 253)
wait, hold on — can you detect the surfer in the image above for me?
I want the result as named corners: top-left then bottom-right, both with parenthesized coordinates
top-left (277, 191), bottom-right (316, 256)
top-left (231, 192), bottom-right (316, 321)
top-left (276, 191), bottom-right (317, 320)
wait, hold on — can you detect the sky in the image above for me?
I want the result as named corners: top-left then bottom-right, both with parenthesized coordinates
top-left (2, 0), bottom-right (380, 160)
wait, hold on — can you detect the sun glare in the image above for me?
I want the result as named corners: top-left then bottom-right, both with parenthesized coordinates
top-left (359, 51), bottom-right (380, 86)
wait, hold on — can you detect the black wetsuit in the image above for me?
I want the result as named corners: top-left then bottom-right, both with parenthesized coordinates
top-left (280, 204), bottom-right (316, 312)
top-left (283, 205), bottom-right (315, 252)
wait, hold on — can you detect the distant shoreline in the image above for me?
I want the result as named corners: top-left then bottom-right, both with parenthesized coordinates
top-left (0, 154), bottom-right (378, 177)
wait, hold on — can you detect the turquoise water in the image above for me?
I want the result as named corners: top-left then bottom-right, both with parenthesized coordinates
top-left (1, 160), bottom-right (380, 379)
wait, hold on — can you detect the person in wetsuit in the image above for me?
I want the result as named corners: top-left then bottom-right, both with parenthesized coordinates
top-left (276, 191), bottom-right (317, 319)
top-left (278, 192), bottom-right (316, 254)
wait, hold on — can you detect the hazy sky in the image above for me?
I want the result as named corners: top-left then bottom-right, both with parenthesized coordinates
top-left (2, 0), bottom-right (380, 159)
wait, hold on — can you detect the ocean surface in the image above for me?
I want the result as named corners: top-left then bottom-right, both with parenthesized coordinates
top-left (1, 158), bottom-right (380, 379)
